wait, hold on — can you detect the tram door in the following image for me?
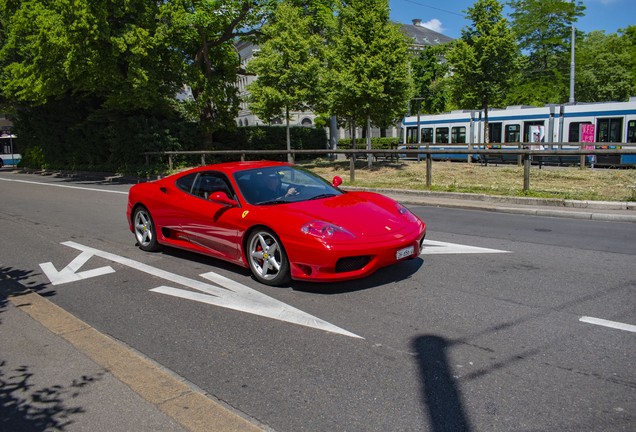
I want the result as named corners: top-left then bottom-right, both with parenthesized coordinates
top-left (596, 118), bottom-right (623, 165)
top-left (487, 123), bottom-right (502, 143)
top-left (523, 121), bottom-right (545, 142)
top-left (596, 118), bottom-right (623, 143)
top-left (628, 120), bottom-right (636, 143)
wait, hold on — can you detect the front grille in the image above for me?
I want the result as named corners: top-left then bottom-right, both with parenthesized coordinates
top-left (335, 256), bottom-right (371, 273)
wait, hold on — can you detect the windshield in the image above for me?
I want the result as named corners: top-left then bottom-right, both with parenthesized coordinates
top-left (234, 165), bottom-right (344, 205)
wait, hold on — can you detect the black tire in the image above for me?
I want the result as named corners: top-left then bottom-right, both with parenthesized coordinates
top-left (247, 228), bottom-right (291, 286)
top-left (133, 206), bottom-right (161, 252)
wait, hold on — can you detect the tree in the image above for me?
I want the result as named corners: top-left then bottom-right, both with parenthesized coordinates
top-left (411, 44), bottom-right (453, 114)
top-left (326, 0), bottom-right (412, 159)
top-left (246, 0), bottom-right (325, 161)
top-left (0, 0), bottom-right (180, 111)
top-left (447, 0), bottom-right (518, 143)
top-left (508, 0), bottom-right (585, 69)
top-left (160, 0), bottom-right (274, 139)
top-left (506, 0), bottom-right (585, 105)
top-left (575, 30), bottom-right (636, 103)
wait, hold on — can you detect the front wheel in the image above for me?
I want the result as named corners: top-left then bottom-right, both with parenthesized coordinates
top-left (247, 228), bottom-right (290, 286)
top-left (133, 206), bottom-right (161, 252)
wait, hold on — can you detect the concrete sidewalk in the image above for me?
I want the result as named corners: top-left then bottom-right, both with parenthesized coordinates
top-left (0, 274), bottom-right (266, 432)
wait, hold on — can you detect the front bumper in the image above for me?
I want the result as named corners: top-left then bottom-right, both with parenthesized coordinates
top-left (283, 224), bottom-right (426, 282)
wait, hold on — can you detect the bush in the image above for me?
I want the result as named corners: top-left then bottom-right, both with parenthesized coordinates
top-left (337, 137), bottom-right (398, 149)
top-left (13, 96), bottom-right (203, 176)
top-left (212, 126), bottom-right (328, 162)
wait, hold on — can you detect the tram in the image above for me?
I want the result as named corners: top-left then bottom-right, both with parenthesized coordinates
top-left (0, 133), bottom-right (20, 168)
top-left (400, 98), bottom-right (636, 166)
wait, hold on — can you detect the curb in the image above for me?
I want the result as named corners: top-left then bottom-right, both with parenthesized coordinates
top-left (0, 274), bottom-right (266, 432)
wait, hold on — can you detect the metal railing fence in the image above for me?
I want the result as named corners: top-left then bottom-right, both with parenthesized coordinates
top-left (145, 144), bottom-right (636, 192)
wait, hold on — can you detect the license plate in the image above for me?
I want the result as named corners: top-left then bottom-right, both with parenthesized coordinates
top-left (396, 246), bottom-right (414, 260)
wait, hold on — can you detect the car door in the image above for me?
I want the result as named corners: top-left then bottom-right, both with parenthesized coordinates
top-left (178, 172), bottom-right (242, 261)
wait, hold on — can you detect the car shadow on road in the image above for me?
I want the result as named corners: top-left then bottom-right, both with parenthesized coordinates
top-left (412, 335), bottom-right (472, 432)
top-left (290, 257), bottom-right (424, 294)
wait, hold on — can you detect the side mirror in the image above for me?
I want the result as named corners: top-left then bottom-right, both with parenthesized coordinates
top-left (209, 191), bottom-right (238, 207)
top-left (332, 176), bottom-right (343, 188)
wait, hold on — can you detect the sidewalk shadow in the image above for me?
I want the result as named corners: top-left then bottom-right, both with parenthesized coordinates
top-left (412, 335), bottom-right (472, 432)
top-left (0, 360), bottom-right (102, 431)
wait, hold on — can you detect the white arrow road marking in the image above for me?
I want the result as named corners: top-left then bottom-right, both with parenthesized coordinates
top-left (580, 316), bottom-right (636, 333)
top-left (39, 251), bottom-right (116, 285)
top-left (48, 242), bottom-right (362, 339)
top-left (420, 239), bottom-right (510, 255)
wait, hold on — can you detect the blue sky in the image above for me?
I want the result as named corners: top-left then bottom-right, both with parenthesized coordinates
top-left (389, 0), bottom-right (635, 40)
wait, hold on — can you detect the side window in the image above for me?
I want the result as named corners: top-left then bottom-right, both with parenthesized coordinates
top-left (191, 173), bottom-right (234, 200)
top-left (451, 127), bottom-right (466, 143)
top-left (436, 127), bottom-right (449, 143)
top-left (176, 173), bottom-right (197, 193)
top-left (422, 128), bottom-right (433, 143)
top-left (505, 124), bottom-right (521, 143)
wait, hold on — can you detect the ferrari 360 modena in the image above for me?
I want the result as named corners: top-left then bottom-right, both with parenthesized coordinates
top-left (126, 161), bottom-right (426, 286)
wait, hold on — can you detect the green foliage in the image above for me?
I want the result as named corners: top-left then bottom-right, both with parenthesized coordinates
top-left (160, 0), bottom-right (271, 135)
top-left (13, 96), bottom-right (202, 175)
top-left (411, 44), bottom-right (453, 114)
top-left (247, 1), bottom-right (324, 125)
top-left (448, 0), bottom-right (518, 109)
top-left (337, 137), bottom-right (398, 148)
top-left (0, 0), bottom-right (180, 111)
top-left (213, 126), bottom-right (328, 162)
top-left (326, 0), bottom-right (413, 129)
top-left (506, 0), bottom-right (585, 105)
top-left (447, 0), bottom-right (517, 141)
top-left (575, 30), bottom-right (636, 103)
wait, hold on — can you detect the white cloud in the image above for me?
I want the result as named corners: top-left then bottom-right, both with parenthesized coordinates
top-left (419, 19), bottom-right (445, 33)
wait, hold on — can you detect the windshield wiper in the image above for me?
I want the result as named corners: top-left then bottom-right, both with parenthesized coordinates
top-left (307, 194), bottom-right (337, 201)
top-left (255, 199), bottom-right (289, 205)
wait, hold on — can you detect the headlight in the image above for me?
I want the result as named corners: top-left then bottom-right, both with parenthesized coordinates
top-left (301, 221), bottom-right (356, 241)
top-left (396, 203), bottom-right (419, 224)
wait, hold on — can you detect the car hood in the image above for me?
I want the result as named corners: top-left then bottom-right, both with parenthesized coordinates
top-left (279, 192), bottom-right (407, 237)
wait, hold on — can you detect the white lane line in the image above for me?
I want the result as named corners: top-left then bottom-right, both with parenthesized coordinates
top-left (580, 316), bottom-right (636, 333)
top-left (0, 177), bottom-right (128, 194)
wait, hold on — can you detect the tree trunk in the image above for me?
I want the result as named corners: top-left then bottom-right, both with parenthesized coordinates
top-left (286, 106), bottom-right (292, 163)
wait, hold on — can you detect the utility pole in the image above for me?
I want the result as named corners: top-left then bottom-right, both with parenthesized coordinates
top-left (569, 25), bottom-right (576, 104)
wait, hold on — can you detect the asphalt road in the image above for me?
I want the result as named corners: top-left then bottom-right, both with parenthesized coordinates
top-left (1, 172), bottom-right (635, 432)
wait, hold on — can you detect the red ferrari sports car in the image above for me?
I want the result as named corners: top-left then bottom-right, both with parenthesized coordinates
top-left (127, 161), bottom-right (426, 286)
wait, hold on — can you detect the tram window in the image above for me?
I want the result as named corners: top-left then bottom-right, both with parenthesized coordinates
top-left (568, 122), bottom-right (593, 142)
top-left (406, 127), bottom-right (433, 143)
top-left (488, 123), bottom-right (502, 143)
top-left (436, 127), bottom-right (449, 143)
top-left (505, 124), bottom-right (520, 143)
top-left (451, 127), bottom-right (466, 143)
top-left (422, 128), bottom-right (433, 143)
top-left (628, 120), bottom-right (636, 143)
top-left (597, 118), bottom-right (623, 142)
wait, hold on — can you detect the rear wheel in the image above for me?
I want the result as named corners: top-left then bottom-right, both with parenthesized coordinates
top-left (133, 206), bottom-right (160, 252)
top-left (247, 228), bottom-right (290, 286)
